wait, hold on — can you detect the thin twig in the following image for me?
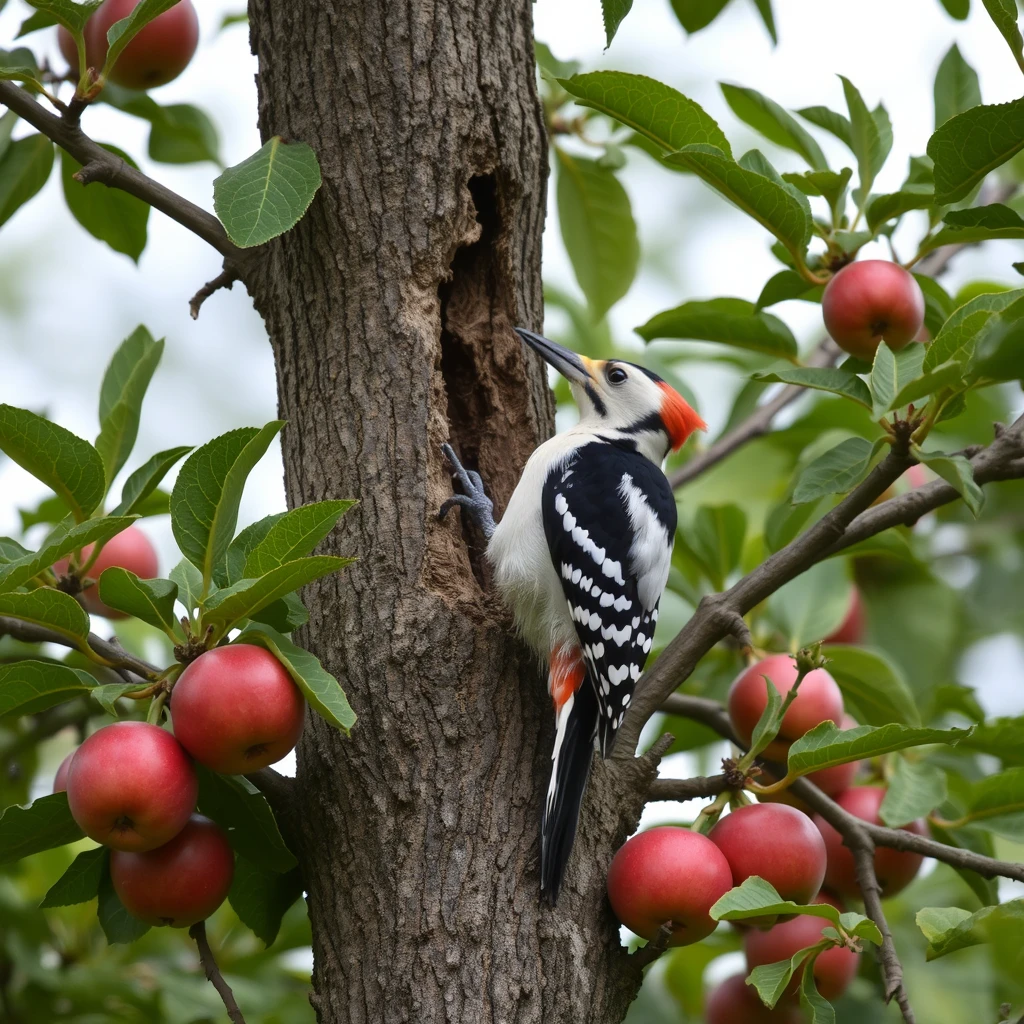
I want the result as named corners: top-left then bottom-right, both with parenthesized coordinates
top-left (659, 693), bottom-right (737, 741)
top-left (190, 265), bottom-right (240, 319)
top-left (631, 921), bottom-right (674, 968)
top-left (189, 921), bottom-right (248, 1024)
top-left (647, 775), bottom-right (731, 801)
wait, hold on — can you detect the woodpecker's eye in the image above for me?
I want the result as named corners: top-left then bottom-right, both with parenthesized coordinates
top-left (606, 366), bottom-right (628, 385)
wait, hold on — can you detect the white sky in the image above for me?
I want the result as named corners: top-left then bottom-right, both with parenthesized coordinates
top-left (1, 0), bottom-right (1022, 781)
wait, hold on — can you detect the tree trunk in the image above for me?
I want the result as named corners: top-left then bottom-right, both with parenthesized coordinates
top-left (244, 3), bottom-right (657, 1021)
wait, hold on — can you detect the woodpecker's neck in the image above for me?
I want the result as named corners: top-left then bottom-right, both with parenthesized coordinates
top-left (570, 417), bottom-right (670, 466)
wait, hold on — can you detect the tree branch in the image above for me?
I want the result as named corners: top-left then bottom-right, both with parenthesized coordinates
top-left (189, 921), bottom-right (247, 1024)
top-left (190, 264), bottom-right (240, 319)
top-left (647, 774), bottom-right (731, 801)
top-left (0, 82), bottom-right (250, 271)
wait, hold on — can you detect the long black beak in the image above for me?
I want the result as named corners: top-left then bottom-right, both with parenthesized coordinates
top-left (514, 328), bottom-right (593, 386)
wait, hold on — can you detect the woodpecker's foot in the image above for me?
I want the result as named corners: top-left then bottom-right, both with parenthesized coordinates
top-left (439, 443), bottom-right (496, 541)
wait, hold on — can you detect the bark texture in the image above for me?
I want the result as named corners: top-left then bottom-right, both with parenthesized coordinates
top-left (244, 3), bottom-right (655, 1022)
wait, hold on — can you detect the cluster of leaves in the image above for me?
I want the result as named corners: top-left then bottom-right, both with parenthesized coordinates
top-left (0, 328), bottom-right (355, 1006)
top-left (0, 0), bottom-right (321, 258)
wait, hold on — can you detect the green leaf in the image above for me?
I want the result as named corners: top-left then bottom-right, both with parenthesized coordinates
top-left (961, 716), bottom-right (1024, 764)
top-left (0, 793), bottom-right (83, 863)
top-left (938, 0), bottom-right (970, 17)
top-left (962, 767), bottom-right (1024, 830)
top-left (917, 906), bottom-right (973, 950)
top-left (248, 591), bottom-right (308, 634)
top-left (869, 342), bottom-right (926, 419)
top-left (768, 559), bottom-right (851, 649)
top-left (665, 145), bottom-right (811, 256)
top-left (637, 298), bottom-right (797, 359)
top-left (97, 568), bottom-right (177, 633)
top-left (555, 149), bottom-right (639, 321)
top-left (866, 185), bottom-right (934, 233)
top-left (213, 137), bottom-right (322, 248)
top-left (781, 167), bottom-right (852, 211)
top-left (879, 758), bottom-right (947, 826)
top-left (19, 494), bottom-right (71, 530)
top-left (754, 270), bottom-right (823, 310)
top-left (147, 104), bottom-right (221, 165)
top-left (922, 203), bottom-right (1024, 253)
top-left (201, 556), bottom-right (350, 638)
top-left (600, 0), bottom-right (632, 44)
top-left (925, 288), bottom-right (1023, 371)
top-left (95, 326), bottom-right (164, 487)
top-left (237, 624), bottom-right (356, 733)
top-left (0, 537), bottom-right (30, 564)
top-left (839, 76), bottom-right (884, 202)
top-left (786, 722), bottom-right (970, 776)
top-left (91, 681), bottom-right (145, 715)
top-left (243, 500), bottom-right (355, 577)
top-left (927, 97), bottom-right (1024, 204)
top-left (799, 963), bottom-right (836, 1024)
top-left (101, 0), bottom-right (182, 73)
top-left (170, 422), bottom-right (285, 590)
top-left (22, 0), bottom-right (102, 32)
top-left (686, 504), bottom-right (746, 587)
top-left (97, 867), bottom-right (149, 944)
top-left (822, 646), bottom-right (920, 726)
top-left (915, 450), bottom-right (983, 517)
top-left (749, 678), bottom-right (783, 759)
top-left (749, 0), bottom-right (777, 42)
top-left (40, 846), bottom-right (107, 908)
top-left (920, 900), bottom-right (1024, 960)
top-left (168, 557), bottom-right (204, 615)
top-left (750, 364), bottom-right (871, 407)
top-left (668, 0), bottom-right (732, 34)
top-left (796, 105), bottom-right (853, 149)
top-left (534, 42), bottom-right (580, 81)
top-left (221, 513), bottom-right (285, 587)
top-left (970, 294), bottom-right (1024, 381)
top-left (16, 11), bottom-right (59, 37)
top-left (0, 515), bottom-right (135, 592)
top-left (886, 361), bottom-right (965, 411)
top-left (111, 445), bottom-right (192, 516)
top-left (195, 767), bottom-right (296, 874)
top-left (915, 274), bottom-right (954, 338)
top-left (558, 72), bottom-right (732, 155)
top-left (0, 659), bottom-right (95, 717)
top-left (792, 437), bottom-right (878, 504)
top-left (720, 83), bottom-right (827, 170)
top-left (934, 44), bottom-right (981, 129)
top-left (228, 857), bottom-right (302, 947)
top-left (60, 146), bottom-right (149, 261)
top-left (0, 47), bottom-right (43, 92)
top-left (0, 590), bottom-right (91, 649)
top-left (711, 876), bottom-right (844, 925)
top-left (980, 0), bottom-right (1024, 70)
top-left (0, 404), bottom-right (105, 521)
top-left (748, 947), bottom-right (817, 1009)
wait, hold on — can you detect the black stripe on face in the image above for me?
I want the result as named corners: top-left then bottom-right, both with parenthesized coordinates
top-left (621, 411), bottom-right (664, 437)
top-left (584, 381), bottom-right (607, 417)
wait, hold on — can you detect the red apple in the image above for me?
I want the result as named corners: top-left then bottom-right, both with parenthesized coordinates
top-left (52, 750), bottom-right (75, 794)
top-left (705, 973), bottom-right (803, 1023)
top-left (822, 260), bottom-right (925, 361)
top-left (813, 786), bottom-right (926, 899)
top-left (709, 803), bottom-right (827, 910)
top-left (824, 588), bottom-right (866, 645)
top-left (87, 0), bottom-right (199, 90)
top-left (110, 814), bottom-right (234, 927)
top-left (744, 893), bottom-right (859, 1000)
top-left (54, 524), bottom-right (159, 619)
top-left (606, 826), bottom-right (733, 946)
top-left (728, 654), bottom-right (844, 762)
top-left (66, 721), bottom-right (196, 851)
top-left (905, 464), bottom-right (930, 490)
top-left (171, 644), bottom-right (306, 775)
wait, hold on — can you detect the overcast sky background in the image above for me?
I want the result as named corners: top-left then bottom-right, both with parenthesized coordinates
top-left (1, 0), bottom-right (1022, 798)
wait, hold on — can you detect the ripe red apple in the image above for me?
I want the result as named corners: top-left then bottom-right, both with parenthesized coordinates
top-left (824, 588), bottom-right (866, 645)
top-left (709, 803), bottom-right (827, 910)
top-left (705, 973), bottom-right (803, 1023)
top-left (822, 260), bottom-right (925, 361)
top-left (66, 721), bottom-right (196, 851)
top-left (744, 893), bottom-right (859, 1000)
top-left (54, 524), bottom-right (159, 619)
top-left (77, 0), bottom-right (199, 90)
top-left (606, 826), bottom-right (733, 946)
top-left (728, 654), bottom-right (844, 762)
top-left (52, 750), bottom-right (75, 794)
top-left (813, 786), bottom-right (926, 899)
top-left (110, 814), bottom-right (234, 927)
top-left (171, 644), bottom-right (306, 775)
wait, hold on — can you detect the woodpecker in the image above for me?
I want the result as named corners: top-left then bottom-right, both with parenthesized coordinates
top-left (440, 328), bottom-right (705, 903)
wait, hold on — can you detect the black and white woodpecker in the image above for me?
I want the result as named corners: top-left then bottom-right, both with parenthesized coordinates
top-left (440, 328), bottom-right (705, 903)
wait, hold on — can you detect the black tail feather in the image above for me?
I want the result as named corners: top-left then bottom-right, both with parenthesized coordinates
top-left (540, 681), bottom-right (599, 904)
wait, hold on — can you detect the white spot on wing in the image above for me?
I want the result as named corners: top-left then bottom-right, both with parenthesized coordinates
top-left (618, 473), bottom-right (672, 611)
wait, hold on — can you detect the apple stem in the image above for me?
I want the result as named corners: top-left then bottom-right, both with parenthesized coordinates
top-left (189, 921), bottom-right (248, 1024)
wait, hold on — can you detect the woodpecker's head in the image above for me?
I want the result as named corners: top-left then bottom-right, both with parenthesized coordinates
top-left (515, 328), bottom-right (706, 458)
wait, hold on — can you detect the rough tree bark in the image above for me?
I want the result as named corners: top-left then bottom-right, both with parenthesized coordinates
top-left (244, 3), bottom-right (654, 1022)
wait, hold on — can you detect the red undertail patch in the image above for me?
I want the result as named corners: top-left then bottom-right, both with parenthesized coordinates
top-left (549, 646), bottom-right (585, 712)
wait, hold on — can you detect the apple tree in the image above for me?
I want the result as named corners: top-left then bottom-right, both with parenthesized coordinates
top-left (1, 1), bottom-right (1024, 1023)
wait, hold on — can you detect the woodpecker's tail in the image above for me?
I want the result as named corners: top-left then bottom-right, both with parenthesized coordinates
top-left (540, 676), bottom-right (598, 904)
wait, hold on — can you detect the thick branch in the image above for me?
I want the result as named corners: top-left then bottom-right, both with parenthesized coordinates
top-left (647, 774), bottom-right (731, 801)
top-left (189, 921), bottom-right (247, 1024)
top-left (0, 82), bottom-right (249, 268)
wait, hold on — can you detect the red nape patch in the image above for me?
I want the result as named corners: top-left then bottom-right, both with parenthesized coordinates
top-left (549, 646), bottom-right (585, 712)
top-left (658, 382), bottom-right (707, 451)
